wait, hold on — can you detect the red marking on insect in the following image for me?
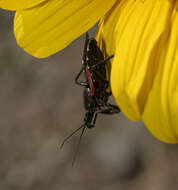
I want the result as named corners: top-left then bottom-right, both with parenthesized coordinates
top-left (86, 65), bottom-right (95, 96)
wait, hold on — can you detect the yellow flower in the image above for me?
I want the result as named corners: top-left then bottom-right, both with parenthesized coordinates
top-left (1, 0), bottom-right (178, 143)
top-left (0, 0), bottom-right (117, 57)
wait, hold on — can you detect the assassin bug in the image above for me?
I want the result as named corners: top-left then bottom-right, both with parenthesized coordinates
top-left (60, 32), bottom-right (120, 165)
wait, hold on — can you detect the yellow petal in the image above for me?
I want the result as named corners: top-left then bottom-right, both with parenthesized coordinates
top-left (97, 0), bottom-right (173, 121)
top-left (14, 0), bottom-right (117, 58)
top-left (142, 1), bottom-right (178, 143)
top-left (0, 0), bottom-right (48, 10)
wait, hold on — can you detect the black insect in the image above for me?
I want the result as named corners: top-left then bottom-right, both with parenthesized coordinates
top-left (60, 32), bottom-right (120, 165)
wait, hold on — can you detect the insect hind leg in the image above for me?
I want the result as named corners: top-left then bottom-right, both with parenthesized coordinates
top-left (97, 103), bottom-right (120, 115)
top-left (91, 54), bottom-right (114, 70)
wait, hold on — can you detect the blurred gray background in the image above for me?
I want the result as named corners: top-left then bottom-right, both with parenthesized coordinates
top-left (0, 10), bottom-right (178, 190)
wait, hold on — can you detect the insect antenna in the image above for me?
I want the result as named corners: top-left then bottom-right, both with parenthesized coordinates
top-left (59, 125), bottom-right (85, 150)
top-left (72, 124), bottom-right (86, 167)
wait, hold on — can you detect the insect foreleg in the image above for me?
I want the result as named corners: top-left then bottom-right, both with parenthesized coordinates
top-left (92, 113), bottom-right (98, 126)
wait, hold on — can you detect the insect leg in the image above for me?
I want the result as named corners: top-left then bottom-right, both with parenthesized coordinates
top-left (96, 101), bottom-right (120, 114)
top-left (91, 54), bottom-right (114, 70)
top-left (106, 103), bottom-right (121, 113)
top-left (98, 106), bottom-right (120, 115)
top-left (92, 113), bottom-right (98, 126)
top-left (84, 111), bottom-right (95, 128)
top-left (75, 66), bottom-right (88, 87)
top-left (85, 112), bottom-right (98, 129)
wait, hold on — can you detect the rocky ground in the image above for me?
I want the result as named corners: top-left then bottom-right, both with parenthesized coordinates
top-left (0, 10), bottom-right (178, 190)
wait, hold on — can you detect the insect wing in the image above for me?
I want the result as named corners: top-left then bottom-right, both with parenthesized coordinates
top-left (87, 39), bottom-right (104, 66)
